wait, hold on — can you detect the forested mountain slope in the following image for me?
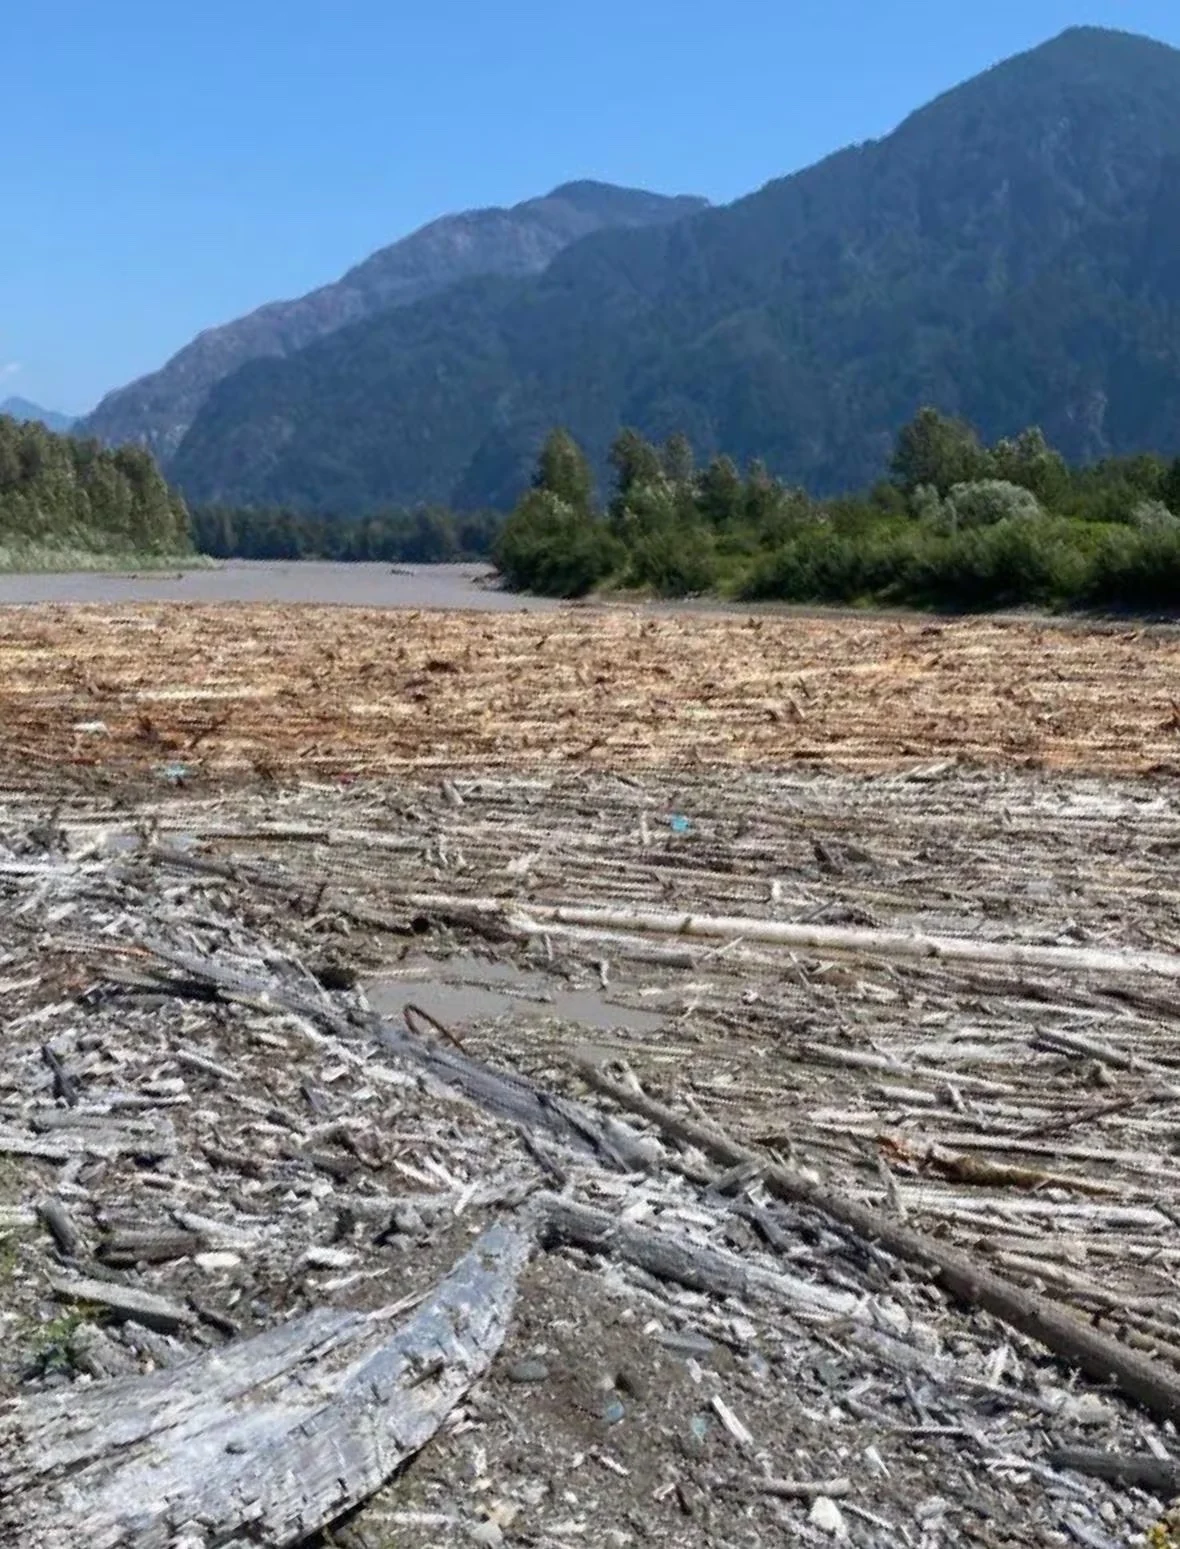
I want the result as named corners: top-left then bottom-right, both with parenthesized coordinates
top-left (173, 28), bottom-right (1180, 512)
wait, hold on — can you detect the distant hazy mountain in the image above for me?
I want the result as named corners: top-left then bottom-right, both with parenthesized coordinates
top-left (77, 182), bottom-right (707, 463)
top-left (172, 26), bottom-right (1180, 513)
top-left (1, 397), bottom-right (75, 433)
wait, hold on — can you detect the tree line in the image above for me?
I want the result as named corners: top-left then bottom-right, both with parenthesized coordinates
top-left (0, 415), bottom-right (191, 562)
top-left (189, 504), bottom-right (502, 564)
top-left (494, 413), bottom-right (1180, 611)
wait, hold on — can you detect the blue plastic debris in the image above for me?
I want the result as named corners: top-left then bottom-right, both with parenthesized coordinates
top-left (669, 814), bottom-right (691, 835)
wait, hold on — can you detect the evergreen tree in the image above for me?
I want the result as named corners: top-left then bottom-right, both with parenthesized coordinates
top-left (534, 428), bottom-right (594, 514)
top-left (891, 407), bottom-right (989, 495)
top-left (661, 432), bottom-right (695, 485)
top-left (608, 428), bottom-right (663, 501)
top-left (698, 455), bottom-right (744, 525)
top-left (0, 414), bottom-right (192, 558)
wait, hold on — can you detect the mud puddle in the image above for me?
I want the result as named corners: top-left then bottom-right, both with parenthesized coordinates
top-left (365, 953), bottom-right (668, 1034)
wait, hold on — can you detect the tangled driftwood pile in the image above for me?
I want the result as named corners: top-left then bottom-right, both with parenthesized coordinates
top-left (1, 764), bottom-right (1180, 1546)
top-left (2, 603), bottom-right (1180, 787)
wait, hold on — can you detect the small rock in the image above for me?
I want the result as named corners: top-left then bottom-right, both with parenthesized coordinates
top-left (387, 1204), bottom-right (427, 1237)
top-left (300, 1246), bottom-right (356, 1271)
top-left (614, 1365), bottom-right (646, 1400)
top-left (915, 1496), bottom-right (948, 1524)
top-left (468, 1521), bottom-right (503, 1547)
top-left (809, 1496), bottom-right (847, 1537)
top-left (506, 1358), bottom-right (550, 1383)
top-left (194, 1251), bottom-right (241, 1272)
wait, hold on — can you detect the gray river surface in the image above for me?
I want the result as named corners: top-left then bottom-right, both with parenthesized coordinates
top-left (0, 560), bottom-right (1162, 633)
top-left (0, 561), bottom-right (559, 610)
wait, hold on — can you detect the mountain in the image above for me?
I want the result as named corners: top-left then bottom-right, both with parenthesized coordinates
top-left (77, 182), bottom-right (708, 463)
top-left (1, 397), bottom-right (75, 433)
top-left (170, 27), bottom-right (1180, 514)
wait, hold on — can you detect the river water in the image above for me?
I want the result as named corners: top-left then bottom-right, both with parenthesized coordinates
top-left (0, 561), bottom-right (560, 610)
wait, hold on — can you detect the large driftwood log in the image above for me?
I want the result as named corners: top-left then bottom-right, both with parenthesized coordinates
top-left (1, 1220), bottom-right (530, 1549)
top-left (398, 894), bottom-right (1180, 980)
top-left (575, 1058), bottom-right (1180, 1430)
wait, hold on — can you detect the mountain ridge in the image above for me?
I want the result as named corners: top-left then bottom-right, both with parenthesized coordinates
top-left (1, 397), bottom-right (75, 433)
top-left (172, 24), bottom-right (1180, 512)
top-left (76, 182), bottom-right (707, 462)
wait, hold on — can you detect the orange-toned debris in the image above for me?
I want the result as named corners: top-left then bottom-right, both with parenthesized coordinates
top-left (0, 603), bottom-right (1177, 785)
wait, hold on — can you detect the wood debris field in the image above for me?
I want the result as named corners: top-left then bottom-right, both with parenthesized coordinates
top-left (1, 598), bottom-right (1180, 1547)
top-left (1, 602), bottom-right (1180, 783)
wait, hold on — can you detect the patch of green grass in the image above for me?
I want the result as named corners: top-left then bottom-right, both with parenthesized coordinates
top-left (27, 1309), bottom-right (99, 1377)
top-left (0, 545), bottom-right (212, 575)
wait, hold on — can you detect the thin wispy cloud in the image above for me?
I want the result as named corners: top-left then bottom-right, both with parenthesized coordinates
top-left (0, 362), bottom-right (22, 380)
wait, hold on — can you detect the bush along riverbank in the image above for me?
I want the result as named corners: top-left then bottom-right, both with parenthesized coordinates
top-left (494, 413), bottom-right (1180, 612)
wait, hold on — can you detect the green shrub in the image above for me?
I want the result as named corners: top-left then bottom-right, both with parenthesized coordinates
top-left (623, 523), bottom-right (718, 596)
top-left (1084, 525), bottom-right (1180, 611)
top-left (740, 524), bottom-right (912, 603)
top-left (493, 490), bottom-right (624, 597)
top-left (1129, 499), bottom-right (1179, 532)
top-left (941, 479), bottom-right (1043, 530)
top-left (899, 518), bottom-right (1088, 609)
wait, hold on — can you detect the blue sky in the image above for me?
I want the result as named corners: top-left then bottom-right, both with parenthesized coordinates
top-left (6, 0), bottom-right (1180, 415)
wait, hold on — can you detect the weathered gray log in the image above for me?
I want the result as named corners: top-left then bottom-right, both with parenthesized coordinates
top-left (371, 1015), bottom-right (656, 1172)
top-left (97, 1228), bottom-right (204, 1268)
top-left (68, 1322), bottom-right (139, 1381)
top-left (2, 1219), bottom-right (531, 1549)
top-left (400, 893), bottom-right (1180, 980)
top-left (1047, 1448), bottom-right (1180, 1496)
top-left (0, 1124), bottom-right (175, 1162)
top-left (41, 1041), bottom-right (80, 1106)
top-left (38, 1197), bottom-right (82, 1259)
top-left (576, 1057), bottom-right (1180, 1431)
top-left (46, 1272), bottom-right (194, 1334)
top-left (539, 1194), bottom-right (855, 1317)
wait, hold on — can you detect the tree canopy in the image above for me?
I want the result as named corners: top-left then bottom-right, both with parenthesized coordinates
top-left (494, 412), bottom-right (1180, 613)
top-left (0, 416), bottom-right (191, 563)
